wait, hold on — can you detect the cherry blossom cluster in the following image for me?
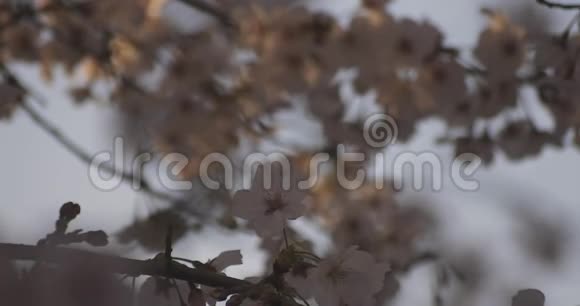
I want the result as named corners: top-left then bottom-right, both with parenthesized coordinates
top-left (0, 0), bottom-right (578, 169)
top-left (0, 0), bottom-right (577, 304)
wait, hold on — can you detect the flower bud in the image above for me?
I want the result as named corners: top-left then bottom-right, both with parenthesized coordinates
top-left (59, 202), bottom-right (81, 221)
top-left (85, 230), bottom-right (109, 247)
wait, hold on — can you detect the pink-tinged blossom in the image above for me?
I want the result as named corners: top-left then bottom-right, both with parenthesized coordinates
top-left (474, 10), bottom-right (526, 77)
top-left (306, 246), bottom-right (390, 306)
top-left (208, 250), bottom-right (243, 272)
top-left (232, 163), bottom-right (308, 238)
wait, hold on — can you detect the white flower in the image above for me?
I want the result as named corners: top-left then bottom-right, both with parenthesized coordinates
top-left (232, 163), bottom-right (308, 238)
top-left (307, 246), bottom-right (390, 306)
top-left (208, 250), bottom-right (243, 272)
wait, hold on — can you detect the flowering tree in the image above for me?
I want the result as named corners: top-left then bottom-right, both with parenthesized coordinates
top-left (0, 0), bottom-right (577, 305)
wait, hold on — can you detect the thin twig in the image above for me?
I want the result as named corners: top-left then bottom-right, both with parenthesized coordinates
top-left (173, 257), bottom-right (200, 266)
top-left (3, 0), bottom-right (235, 28)
top-left (0, 243), bottom-right (250, 289)
top-left (21, 101), bottom-right (179, 203)
top-left (562, 12), bottom-right (580, 38)
top-left (177, 0), bottom-right (236, 28)
top-left (0, 66), bottom-right (182, 205)
top-left (536, 0), bottom-right (580, 9)
top-left (461, 63), bottom-right (546, 84)
top-left (283, 227), bottom-right (289, 249)
top-left (170, 278), bottom-right (188, 306)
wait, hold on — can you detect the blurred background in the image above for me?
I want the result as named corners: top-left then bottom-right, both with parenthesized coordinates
top-left (1, 0), bottom-right (580, 305)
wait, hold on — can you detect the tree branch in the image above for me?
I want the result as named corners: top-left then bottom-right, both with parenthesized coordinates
top-left (20, 101), bottom-right (180, 203)
top-left (0, 66), bottom-right (186, 206)
top-left (536, 0), bottom-right (580, 9)
top-left (0, 243), bottom-right (249, 289)
top-left (177, 0), bottom-right (236, 28)
top-left (5, 0), bottom-right (235, 28)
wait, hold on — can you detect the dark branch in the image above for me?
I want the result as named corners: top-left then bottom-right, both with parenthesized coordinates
top-left (0, 243), bottom-right (249, 289)
top-left (3, 0), bottom-right (235, 28)
top-left (0, 66), bottom-right (185, 206)
top-left (178, 0), bottom-right (236, 28)
top-left (536, 0), bottom-right (580, 9)
top-left (20, 101), bottom-right (178, 203)
top-left (18, 98), bottom-right (212, 218)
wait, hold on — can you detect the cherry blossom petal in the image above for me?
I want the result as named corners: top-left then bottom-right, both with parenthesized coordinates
top-left (280, 191), bottom-right (308, 219)
top-left (232, 189), bottom-right (268, 220)
top-left (210, 250), bottom-right (243, 272)
top-left (251, 212), bottom-right (287, 238)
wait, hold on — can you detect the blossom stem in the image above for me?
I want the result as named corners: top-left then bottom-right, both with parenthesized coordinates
top-left (283, 290), bottom-right (310, 306)
top-left (283, 227), bottom-right (290, 249)
top-left (536, 0), bottom-right (580, 10)
top-left (560, 12), bottom-right (580, 42)
top-left (131, 276), bottom-right (137, 306)
top-left (177, 0), bottom-right (236, 28)
top-left (173, 257), bottom-right (202, 266)
top-left (170, 278), bottom-right (188, 306)
top-left (0, 65), bottom-right (209, 218)
top-left (294, 251), bottom-right (321, 262)
top-left (18, 98), bottom-right (190, 205)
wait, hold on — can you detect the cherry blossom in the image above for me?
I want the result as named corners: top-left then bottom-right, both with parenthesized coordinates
top-left (497, 121), bottom-right (560, 160)
top-left (512, 289), bottom-right (545, 306)
top-left (420, 59), bottom-right (467, 107)
top-left (232, 163), bottom-right (308, 238)
top-left (474, 10), bottom-right (527, 77)
top-left (388, 18), bottom-right (442, 67)
top-left (0, 83), bottom-right (24, 120)
top-left (208, 249), bottom-right (243, 272)
top-left (304, 246), bottom-right (390, 306)
top-left (455, 133), bottom-right (495, 165)
top-left (474, 78), bottom-right (519, 118)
